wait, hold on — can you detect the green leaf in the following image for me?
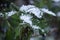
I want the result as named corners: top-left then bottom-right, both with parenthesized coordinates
top-left (7, 13), bottom-right (21, 27)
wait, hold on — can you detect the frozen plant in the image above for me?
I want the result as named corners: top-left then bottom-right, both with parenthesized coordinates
top-left (20, 5), bottom-right (56, 18)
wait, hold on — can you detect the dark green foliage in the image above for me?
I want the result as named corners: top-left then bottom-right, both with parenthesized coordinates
top-left (18, 24), bottom-right (33, 40)
top-left (7, 14), bottom-right (20, 27)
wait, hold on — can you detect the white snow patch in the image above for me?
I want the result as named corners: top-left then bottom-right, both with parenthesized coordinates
top-left (32, 25), bottom-right (41, 29)
top-left (20, 14), bottom-right (32, 25)
top-left (41, 8), bottom-right (56, 16)
top-left (7, 10), bottom-right (16, 16)
top-left (20, 5), bottom-right (35, 12)
top-left (27, 7), bottom-right (43, 18)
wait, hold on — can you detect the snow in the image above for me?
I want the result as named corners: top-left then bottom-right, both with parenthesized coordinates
top-left (20, 5), bottom-right (35, 12)
top-left (20, 14), bottom-right (32, 25)
top-left (27, 7), bottom-right (43, 18)
top-left (6, 10), bottom-right (16, 16)
top-left (20, 5), bottom-right (56, 30)
top-left (41, 8), bottom-right (56, 16)
top-left (4, 5), bottom-right (56, 30)
top-left (0, 11), bottom-right (16, 17)
top-left (20, 14), bottom-right (42, 29)
top-left (20, 5), bottom-right (56, 18)
top-left (20, 5), bottom-right (43, 18)
top-left (32, 25), bottom-right (41, 29)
